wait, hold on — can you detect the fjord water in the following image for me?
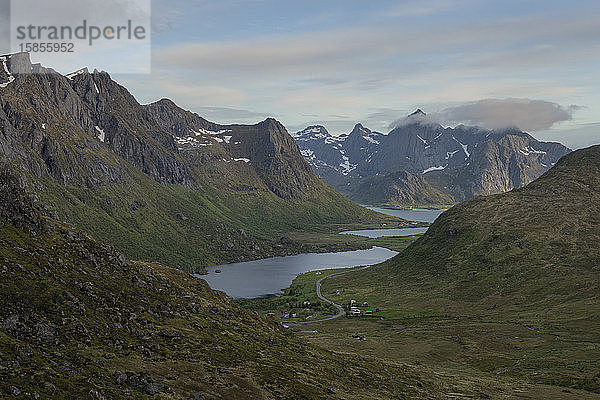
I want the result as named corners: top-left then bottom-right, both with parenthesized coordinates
top-left (201, 247), bottom-right (398, 299)
top-left (202, 207), bottom-right (446, 298)
top-left (339, 227), bottom-right (429, 238)
top-left (366, 206), bottom-right (445, 223)
top-left (338, 207), bottom-right (444, 237)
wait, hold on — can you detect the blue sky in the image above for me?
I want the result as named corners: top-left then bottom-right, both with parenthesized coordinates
top-left (113, 0), bottom-right (600, 149)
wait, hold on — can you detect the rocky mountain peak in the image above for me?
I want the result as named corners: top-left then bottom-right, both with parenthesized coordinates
top-left (398, 108), bottom-right (432, 127)
top-left (3, 52), bottom-right (34, 74)
top-left (294, 116), bottom-right (571, 207)
top-left (258, 117), bottom-right (286, 131)
top-left (349, 123), bottom-right (370, 136)
top-left (293, 125), bottom-right (330, 139)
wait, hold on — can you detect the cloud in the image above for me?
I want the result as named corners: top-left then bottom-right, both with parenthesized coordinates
top-left (193, 106), bottom-right (270, 124)
top-left (436, 99), bottom-right (581, 131)
top-left (154, 10), bottom-right (600, 79)
top-left (378, 0), bottom-right (472, 18)
top-left (365, 108), bottom-right (411, 131)
top-left (535, 122), bottom-right (600, 150)
top-left (389, 110), bottom-right (443, 131)
top-left (385, 99), bottom-right (582, 132)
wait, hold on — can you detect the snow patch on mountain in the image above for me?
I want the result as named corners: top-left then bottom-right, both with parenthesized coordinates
top-left (339, 154), bottom-right (356, 176)
top-left (453, 136), bottom-right (470, 158)
top-left (0, 56), bottom-right (15, 88)
top-left (446, 150), bottom-right (459, 159)
top-left (190, 128), bottom-right (232, 136)
top-left (66, 68), bottom-right (88, 80)
top-left (423, 165), bottom-right (448, 174)
top-left (95, 126), bottom-right (106, 142)
top-left (363, 135), bottom-right (380, 145)
top-left (416, 135), bottom-right (428, 145)
top-left (520, 146), bottom-right (547, 156)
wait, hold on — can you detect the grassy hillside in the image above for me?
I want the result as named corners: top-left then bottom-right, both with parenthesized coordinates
top-left (315, 145), bottom-right (600, 394)
top-left (0, 54), bottom-right (395, 271)
top-left (0, 169), bottom-right (429, 399)
top-left (36, 166), bottom-right (393, 272)
top-left (5, 166), bottom-right (596, 399)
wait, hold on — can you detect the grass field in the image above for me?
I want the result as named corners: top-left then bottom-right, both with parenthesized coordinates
top-left (236, 233), bottom-right (419, 320)
top-left (241, 258), bottom-right (600, 399)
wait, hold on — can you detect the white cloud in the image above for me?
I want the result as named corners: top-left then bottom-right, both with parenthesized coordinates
top-left (193, 106), bottom-right (270, 124)
top-left (536, 122), bottom-right (600, 150)
top-left (436, 98), bottom-right (581, 131)
top-left (377, 0), bottom-right (472, 18)
top-left (154, 10), bottom-right (600, 78)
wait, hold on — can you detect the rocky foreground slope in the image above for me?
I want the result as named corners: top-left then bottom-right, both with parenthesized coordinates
top-left (0, 53), bottom-right (386, 271)
top-left (0, 166), bottom-right (432, 399)
top-left (295, 110), bottom-right (570, 206)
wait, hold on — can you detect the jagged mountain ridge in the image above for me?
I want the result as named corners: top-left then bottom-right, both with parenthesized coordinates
top-left (294, 111), bottom-right (571, 206)
top-left (0, 52), bottom-right (385, 270)
top-left (146, 99), bottom-right (320, 199)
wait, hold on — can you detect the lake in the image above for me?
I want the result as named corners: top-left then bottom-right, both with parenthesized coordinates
top-left (339, 226), bottom-right (429, 238)
top-left (365, 206), bottom-right (445, 223)
top-left (201, 206), bottom-right (445, 299)
top-left (200, 246), bottom-right (398, 299)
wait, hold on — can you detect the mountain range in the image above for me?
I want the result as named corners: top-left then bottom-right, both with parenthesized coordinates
top-left (1, 51), bottom-right (599, 397)
top-left (322, 144), bottom-right (600, 394)
top-left (294, 110), bottom-right (571, 207)
top-left (0, 52), bottom-right (386, 271)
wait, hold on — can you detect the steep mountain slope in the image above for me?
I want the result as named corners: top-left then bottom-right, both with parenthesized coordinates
top-left (146, 99), bottom-right (321, 200)
top-left (0, 167), bottom-right (431, 399)
top-left (0, 52), bottom-right (389, 270)
top-left (393, 144), bottom-right (599, 293)
top-left (295, 110), bottom-right (570, 207)
top-left (323, 145), bottom-right (600, 393)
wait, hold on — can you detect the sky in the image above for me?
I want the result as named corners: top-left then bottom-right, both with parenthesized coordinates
top-left (10, 0), bottom-right (600, 149)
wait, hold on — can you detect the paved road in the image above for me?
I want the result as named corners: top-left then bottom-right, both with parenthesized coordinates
top-left (291, 265), bottom-right (373, 325)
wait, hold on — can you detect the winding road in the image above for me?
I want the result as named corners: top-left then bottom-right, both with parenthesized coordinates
top-left (291, 264), bottom-right (374, 325)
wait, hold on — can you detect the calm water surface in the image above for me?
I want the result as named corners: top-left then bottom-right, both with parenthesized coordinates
top-left (200, 247), bottom-right (398, 299)
top-left (339, 227), bottom-right (429, 238)
top-left (201, 207), bottom-right (445, 299)
top-left (365, 206), bottom-right (445, 223)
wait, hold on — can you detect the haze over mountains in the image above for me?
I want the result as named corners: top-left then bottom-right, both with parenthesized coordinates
top-left (295, 110), bottom-right (571, 207)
